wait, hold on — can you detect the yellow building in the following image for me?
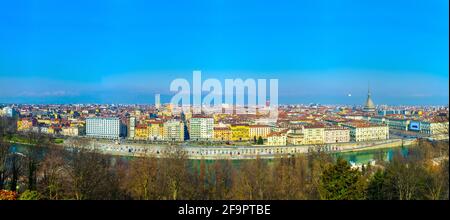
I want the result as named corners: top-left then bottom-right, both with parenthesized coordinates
top-left (301, 124), bottom-right (325, 145)
top-left (249, 125), bottom-right (272, 139)
top-left (149, 121), bottom-right (164, 141)
top-left (134, 124), bottom-right (150, 140)
top-left (213, 126), bottom-right (232, 141)
top-left (230, 124), bottom-right (250, 141)
top-left (17, 119), bottom-right (34, 131)
top-left (37, 119), bottom-right (52, 125)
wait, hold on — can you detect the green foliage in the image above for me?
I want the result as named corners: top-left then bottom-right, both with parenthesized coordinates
top-left (257, 136), bottom-right (264, 145)
top-left (19, 190), bottom-right (41, 200)
top-left (366, 170), bottom-right (387, 200)
top-left (318, 158), bottom-right (366, 200)
top-left (10, 134), bottom-right (29, 144)
top-left (54, 139), bottom-right (64, 144)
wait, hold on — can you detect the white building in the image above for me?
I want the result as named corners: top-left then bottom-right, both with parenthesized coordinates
top-left (1, 107), bottom-right (17, 118)
top-left (164, 119), bottom-right (185, 141)
top-left (249, 125), bottom-right (272, 139)
top-left (420, 120), bottom-right (449, 139)
top-left (86, 117), bottom-right (125, 139)
top-left (128, 117), bottom-right (136, 139)
top-left (342, 121), bottom-right (389, 142)
top-left (267, 131), bottom-right (287, 146)
top-left (324, 127), bottom-right (350, 143)
top-left (189, 116), bottom-right (214, 141)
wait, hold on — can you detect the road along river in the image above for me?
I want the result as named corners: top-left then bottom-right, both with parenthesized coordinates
top-left (62, 138), bottom-right (417, 160)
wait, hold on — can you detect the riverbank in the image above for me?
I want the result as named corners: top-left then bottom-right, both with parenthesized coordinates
top-left (6, 136), bottom-right (419, 160)
top-left (70, 138), bottom-right (419, 160)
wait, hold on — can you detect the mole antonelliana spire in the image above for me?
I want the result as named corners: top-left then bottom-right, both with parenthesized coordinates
top-left (363, 82), bottom-right (376, 112)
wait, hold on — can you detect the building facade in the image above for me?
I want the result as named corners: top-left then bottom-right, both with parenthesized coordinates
top-left (301, 125), bottom-right (325, 145)
top-left (342, 122), bottom-right (389, 142)
top-left (17, 118), bottom-right (36, 131)
top-left (286, 129), bottom-right (304, 145)
top-left (61, 126), bottom-right (80, 137)
top-left (213, 126), bottom-right (232, 141)
top-left (189, 116), bottom-right (214, 141)
top-left (134, 124), bottom-right (150, 140)
top-left (324, 127), bottom-right (350, 143)
top-left (1, 107), bottom-right (17, 118)
top-left (386, 118), bottom-right (410, 131)
top-left (163, 119), bottom-right (185, 141)
top-left (128, 116), bottom-right (136, 139)
top-left (149, 121), bottom-right (164, 141)
top-left (86, 117), bottom-right (126, 139)
top-left (231, 124), bottom-right (250, 141)
top-left (420, 121), bottom-right (449, 137)
top-left (249, 125), bottom-right (272, 140)
top-left (267, 131), bottom-right (287, 146)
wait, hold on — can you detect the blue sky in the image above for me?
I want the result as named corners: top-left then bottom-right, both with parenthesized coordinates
top-left (0, 0), bottom-right (448, 105)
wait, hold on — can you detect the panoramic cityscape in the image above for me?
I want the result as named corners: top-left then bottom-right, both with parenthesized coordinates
top-left (0, 0), bottom-right (448, 207)
top-left (1, 86), bottom-right (448, 160)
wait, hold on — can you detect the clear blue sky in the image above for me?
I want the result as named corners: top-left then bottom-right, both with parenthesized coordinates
top-left (0, 0), bottom-right (448, 105)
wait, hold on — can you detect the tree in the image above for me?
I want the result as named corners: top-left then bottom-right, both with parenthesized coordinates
top-left (196, 159), bottom-right (210, 199)
top-left (157, 145), bottom-right (190, 200)
top-left (318, 158), bottom-right (366, 200)
top-left (66, 149), bottom-right (118, 200)
top-left (24, 144), bottom-right (42, 191)
top-left (37, 149), bottom-right (68, 200)
top-left (0, 116), bottom-right (17, 140)
top-left (7, 153), bottom-right (24, 191)
top-left (257, 136), bottom-right (264, 145)
top-left (19, 190), bottom-right (41, 200)
top-left (423, 160), bottom-right (448, 200)
top-left (308, 152), bottom-right (333, 199)
top-left (126, 157), bottom-right (159, 199)
top-left (0, 141), bottom-right (9, 190)
top-left (366, 169), bottom-right (387, 200)
top-left (231, 157), bottom-right (271, 200)
top-left (382, 152), bottom-right (428, 200)
top-left (212, 160), bottom-right (233, 199)
top-left (272, 157), bottom-right (301, 199)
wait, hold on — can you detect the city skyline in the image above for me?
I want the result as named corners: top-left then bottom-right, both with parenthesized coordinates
top-left (0, 0), bottom-right (448, 105)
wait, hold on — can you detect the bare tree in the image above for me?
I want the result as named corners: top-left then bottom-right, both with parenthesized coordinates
top-left (66, 148), bottom-right (115, 200)
top-left (7, 153), bottom-right (24, 191)
top-left (37, 148), bottom-right (68, 200)
top-left (161, 145), bottom-right (189, 200)
top-left (231, 157), bottom-right (272, 200)
top-left (0, 141), bottom-right (9, 190)
top-left (126, 157), bottom-right (159, 199)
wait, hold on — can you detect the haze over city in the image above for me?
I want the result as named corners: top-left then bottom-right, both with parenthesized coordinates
top-left (0, 0), bottom-right (448, 105)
